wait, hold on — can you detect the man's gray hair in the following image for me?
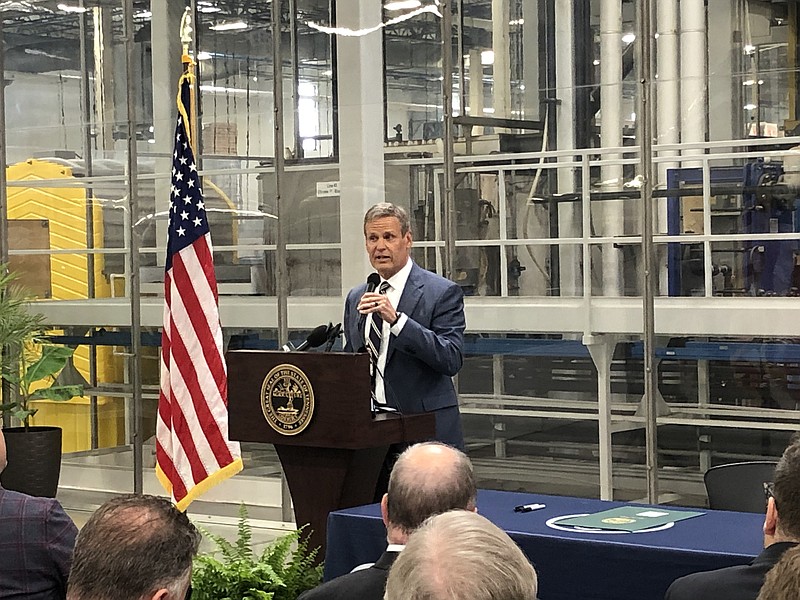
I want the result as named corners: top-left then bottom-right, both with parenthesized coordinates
top-left (384, 510), bottom-right (538, 600)
top-left (363, 202), bottom-right (411, 235)
top-left (386, 442), bottom-right (477, 536)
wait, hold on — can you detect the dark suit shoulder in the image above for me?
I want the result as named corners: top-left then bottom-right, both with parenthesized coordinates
top-left (665, 561), bottom-right (775, 600)
top-left (298, 568), bottom-right (387, 600)
top-left (299, 554), bottom-right (398, 600)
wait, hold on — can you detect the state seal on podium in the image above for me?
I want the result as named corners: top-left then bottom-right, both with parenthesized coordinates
top-left (260, 364), bottom-right (315, 435)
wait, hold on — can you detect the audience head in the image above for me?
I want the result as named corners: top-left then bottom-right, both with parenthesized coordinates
top-left (766, 436), bottom-right (800, 543)
top-left (67, 494), bottom-right (200, 600)
top-left (382, 442), bottom-right (477, 543)
top-left (384, 510), bottom-right (538, 600)
top-left (756, 544), bottom-right (800, 600)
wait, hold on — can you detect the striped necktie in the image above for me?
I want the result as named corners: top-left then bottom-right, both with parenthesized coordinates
top-left (366, 281), bottom-right (391, 382)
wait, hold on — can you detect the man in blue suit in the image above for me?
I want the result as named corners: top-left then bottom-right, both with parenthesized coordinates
top-left (343, 202), bottom-right (466, 449)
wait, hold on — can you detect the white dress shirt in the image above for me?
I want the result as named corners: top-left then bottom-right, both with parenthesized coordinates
top-left (363, 258), bottom-right (412, 404)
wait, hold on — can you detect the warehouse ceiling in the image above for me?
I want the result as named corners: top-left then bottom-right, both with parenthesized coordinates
top-left (1, 0), bottom-right (496, 80)
top-left (3, 0), bottom-right (794, 89)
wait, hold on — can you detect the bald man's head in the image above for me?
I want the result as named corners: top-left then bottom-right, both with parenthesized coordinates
top-left (386, 442), bottom-right (476, 536)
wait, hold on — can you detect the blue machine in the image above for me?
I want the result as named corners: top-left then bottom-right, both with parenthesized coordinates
top-left (666, 161), bottom-right (800, 296)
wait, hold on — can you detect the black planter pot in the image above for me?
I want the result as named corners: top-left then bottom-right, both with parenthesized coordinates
top-left (1, 426), bottom-right (62, 497)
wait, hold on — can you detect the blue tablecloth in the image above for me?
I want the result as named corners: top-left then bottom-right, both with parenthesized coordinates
top-left (324, 489), bottom-right (765, 600)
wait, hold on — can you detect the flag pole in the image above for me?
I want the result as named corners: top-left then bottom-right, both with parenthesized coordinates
top-left (155, 8), bottom-right (243, 510)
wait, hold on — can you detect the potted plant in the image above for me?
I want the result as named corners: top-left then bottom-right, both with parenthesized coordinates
top-left (192, 504), bottom-right (323, 600)
top-left (0, 265), bottom-right (83, 497)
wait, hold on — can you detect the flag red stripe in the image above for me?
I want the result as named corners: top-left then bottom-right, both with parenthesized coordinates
top-left (169, 250), bottom-right (233, 463)
top-left (161, 275), bottom-right (211, 492)
top-left (167, 273), bottom-right (234, 466)
top-left (167, 371), bottom-right (210, 484)
top-left (168, 328), bottom-right (233, 470)
top-left (156, 441), bottom-right (187, 500)
top-left (173, 242), bottom-right (228, 404)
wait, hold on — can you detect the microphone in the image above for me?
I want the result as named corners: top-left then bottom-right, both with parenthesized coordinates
top-left (358, 273), bottom-right (382, 341)
top-left (366, 272), bottom-right (381, 293)
top-left (282, 324), bottom-right (330, 352)
top-left (324, 323), bottom-right (342, 352)
top-left (296, 324), bottom-right (331, 351)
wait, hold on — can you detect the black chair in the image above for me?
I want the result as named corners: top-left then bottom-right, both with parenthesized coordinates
top-left (704, 461), bottom-right (778, 513)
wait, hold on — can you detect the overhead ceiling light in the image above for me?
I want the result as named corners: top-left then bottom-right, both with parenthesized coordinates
top-left (622, 33), bottom-right (636, 44)
top-left (134, 10), bottom-right (151, 19)
top-left (197, 0), bottom-right (221, 11)
top-left (57, 3), bottom-right (87, 13)
top-left (744, 103), bottom-right (757, 111)
top-left (481, 50), bottom-right (494, 65)
top-left (210, 21), bottom-right (248, 31)
top-left (509, 18), bottom-right (524, 26)
top-left (385, 0), bottom-right (422, 10)
top-left (0, 1), bottom-right (52, 13)
top-left (200, 84), bottom-right (271, 96)
top-left (744, 44), bottom-right (756, 55)
top-left (25, 48), bottom-right (69, 60)
top-left (197, 51), bottom-right (213, 60)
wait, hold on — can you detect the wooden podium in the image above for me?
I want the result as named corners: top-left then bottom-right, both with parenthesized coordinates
top-left (226, 350), bottom-right (435, 556)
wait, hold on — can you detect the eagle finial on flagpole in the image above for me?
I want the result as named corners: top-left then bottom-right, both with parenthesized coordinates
top-left (178, 6), bottom-right (198, 153)
top-left (180, 7), bottom-right (193, 66)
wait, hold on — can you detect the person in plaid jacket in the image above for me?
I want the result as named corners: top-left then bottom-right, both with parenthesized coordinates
top-left (0, 429), bottom-right (77, 600)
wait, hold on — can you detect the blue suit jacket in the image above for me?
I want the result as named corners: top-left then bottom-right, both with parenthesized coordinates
top-left (0, 486), bottom-right (78, 600)
top-left (344, 262), bottom-right (466, 446)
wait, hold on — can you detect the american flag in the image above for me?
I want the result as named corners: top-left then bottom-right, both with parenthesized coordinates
top-left (156, 74), bottom-right (242, 510)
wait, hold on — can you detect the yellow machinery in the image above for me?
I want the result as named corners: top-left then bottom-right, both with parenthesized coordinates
top-left (6, 158), bottom-right (125, 452)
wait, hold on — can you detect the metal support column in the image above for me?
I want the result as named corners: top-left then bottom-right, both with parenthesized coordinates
top-left (585, 335), bottom-right (616, 500)
top-left (441, 0), bottom-right (456, 280)
top-left (272, 0), bottom-right (293, 524)
top-left (122, 0), bottom-right (144, 494)
top-left (636, 0), bottom-right (659, 504)
top-left (78, 2), bottom-right (99, 449)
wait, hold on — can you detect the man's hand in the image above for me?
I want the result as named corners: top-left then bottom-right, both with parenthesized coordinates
top-left (358, 291), bottom-right (398, 325)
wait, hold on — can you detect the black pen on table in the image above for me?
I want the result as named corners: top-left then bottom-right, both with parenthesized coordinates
top-left (514, 503), bottom-right (546, 513)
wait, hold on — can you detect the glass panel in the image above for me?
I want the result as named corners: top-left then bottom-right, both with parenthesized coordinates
top-left (655, 242), bottom-right (705, 298)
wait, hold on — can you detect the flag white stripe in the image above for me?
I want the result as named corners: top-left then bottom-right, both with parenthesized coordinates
top-left (178, 240), bottom-right (237, 447)
top-left (167, 267), bottom-right (224, 472)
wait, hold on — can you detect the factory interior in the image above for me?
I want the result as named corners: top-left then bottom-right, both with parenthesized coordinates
top-left (1, 0), bottom-right (800, 528)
